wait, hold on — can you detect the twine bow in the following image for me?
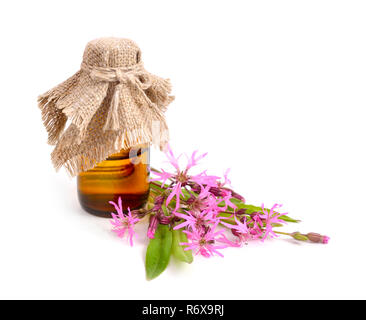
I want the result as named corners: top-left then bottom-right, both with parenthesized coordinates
top-left (81, 61), bottom-right (155, 131)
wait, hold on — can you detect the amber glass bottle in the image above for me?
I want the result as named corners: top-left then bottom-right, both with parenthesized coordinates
top-left (77, 144), bottom-right (150, 217)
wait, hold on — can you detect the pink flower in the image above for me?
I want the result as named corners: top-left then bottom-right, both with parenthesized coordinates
top-left (152, 145), bottom-right (219, 211)
top-left (221, 215), bottom-right (251, 244)
top-left (186, 150), bottom-right (208, 170)
top-left (322, 236), bottom-right (330, 244)
top-left (259, 204), bottom-right (288, 241)
top-left (173, 186), bottom-right (222, 231)
top-left (166, 144), bottom-right (182, 171)
top-left (109, 197), bottom-right (140, 246)
top-left (221, 189), bottom-right (237, 211)
top-left (217, 169), bottom-right (245, 203)
top-left (222, 168), bottom-right (231, 186)
top-left (186, 185), bottom-right (220, 213)
top-left (180, 223), bottom-right (229, 258)
top-left (147, 215), bottom-right (159, 239)
top-left (173, 209), bottom-right (217, 231)
top-left (166, 182), bottom-right (184, 210)
top-left (190, 171), bottom-right (220, 187)
top-left (195, 169), bottom-right (242, 208)
top-left (150, 168), bottom-right (173, 186)
top-left (246, 213), bottom-right (264, 239)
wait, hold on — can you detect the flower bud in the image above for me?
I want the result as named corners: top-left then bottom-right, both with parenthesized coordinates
top-left (306, 232), bottom-right (330, 244)
top-left (147, 215), bottom-right (159, 239)
top-left (152, 197), bottom-right (165, 211)
top-left (217, 187), bottom-right (244, 202)
top-left (131, 208), bottom-right (147, 217)
top-left (250, 212), bottom-right (263, 222)
top-left (231, 228), bottom-right (240, 237)
top-left (190, 183), bottom-right (202, 193)
top-left (159, 215), bottom-right (171, 225)
top-left (154, 196), bottom-right (165, 206)
top-left (235, 208), bottom-right (247, 216)
top-left (230, 190), bottom-right (245, 202)
top-left (207, 187), bottom-right (223, 197)
top-left (291, 232), bottom-right (309, 242)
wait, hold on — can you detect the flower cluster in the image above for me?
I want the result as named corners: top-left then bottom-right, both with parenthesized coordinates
top-left (109, 145), bottom-right (329, 279)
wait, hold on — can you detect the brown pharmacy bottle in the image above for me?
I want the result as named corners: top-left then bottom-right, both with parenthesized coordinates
top-left (77, 144), bottom-right (150, 217)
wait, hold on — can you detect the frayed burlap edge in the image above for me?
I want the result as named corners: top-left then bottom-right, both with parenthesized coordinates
top-left (38, 75), bottom-right (172, 177)
top-left (51, 125), bottom-right (169, 177)
top-left (38, 38), bottom-right (174, 177)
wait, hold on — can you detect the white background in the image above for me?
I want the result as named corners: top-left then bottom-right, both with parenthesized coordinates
top-left (0, 0), bottom-right (365, 300)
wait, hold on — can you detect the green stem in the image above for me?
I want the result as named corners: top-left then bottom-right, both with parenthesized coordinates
top-left (150, 181), bottom-right (167, 189)
top-left (273, 231), bottom-right (292, 236)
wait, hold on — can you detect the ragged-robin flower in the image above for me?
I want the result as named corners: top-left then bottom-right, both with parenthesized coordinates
top-left (221, 215), bottom-right (251, 244)
top-left (152, 145), bottom-right (219, 211)
top-left (110, 197), bottom-right (140, 246)
top-left (180, 222), bottom-right (230, 258)
top-left (259, 204), bottom-right (288, 240)
top-left (173, 209), bottom-right (218, 232)
top-left (185, 185), bottom-right (220, 214)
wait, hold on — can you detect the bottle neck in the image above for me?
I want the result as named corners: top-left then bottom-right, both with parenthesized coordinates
top-left (106, 143), bottom-right (149, 160)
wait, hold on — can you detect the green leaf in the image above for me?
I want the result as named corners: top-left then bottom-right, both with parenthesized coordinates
top-left (277, 214), bottom-right (300, 223)
top-left (145, 224), bottom-right (172, 280)
top-left (172, 228), bottom-right (193, 264)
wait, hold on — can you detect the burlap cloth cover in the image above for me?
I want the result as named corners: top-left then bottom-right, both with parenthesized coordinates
top-left (38, 38), bottom-right (174, 176)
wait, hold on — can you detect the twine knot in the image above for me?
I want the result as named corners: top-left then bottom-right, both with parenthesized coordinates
top-left (81, 61), bottom-right (155, 130)
top-left (81, 61), bottom-right (150, 87)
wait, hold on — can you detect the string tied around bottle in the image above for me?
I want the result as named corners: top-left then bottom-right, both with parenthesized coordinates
top-left (80, 61), bottom-right (155, 131)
